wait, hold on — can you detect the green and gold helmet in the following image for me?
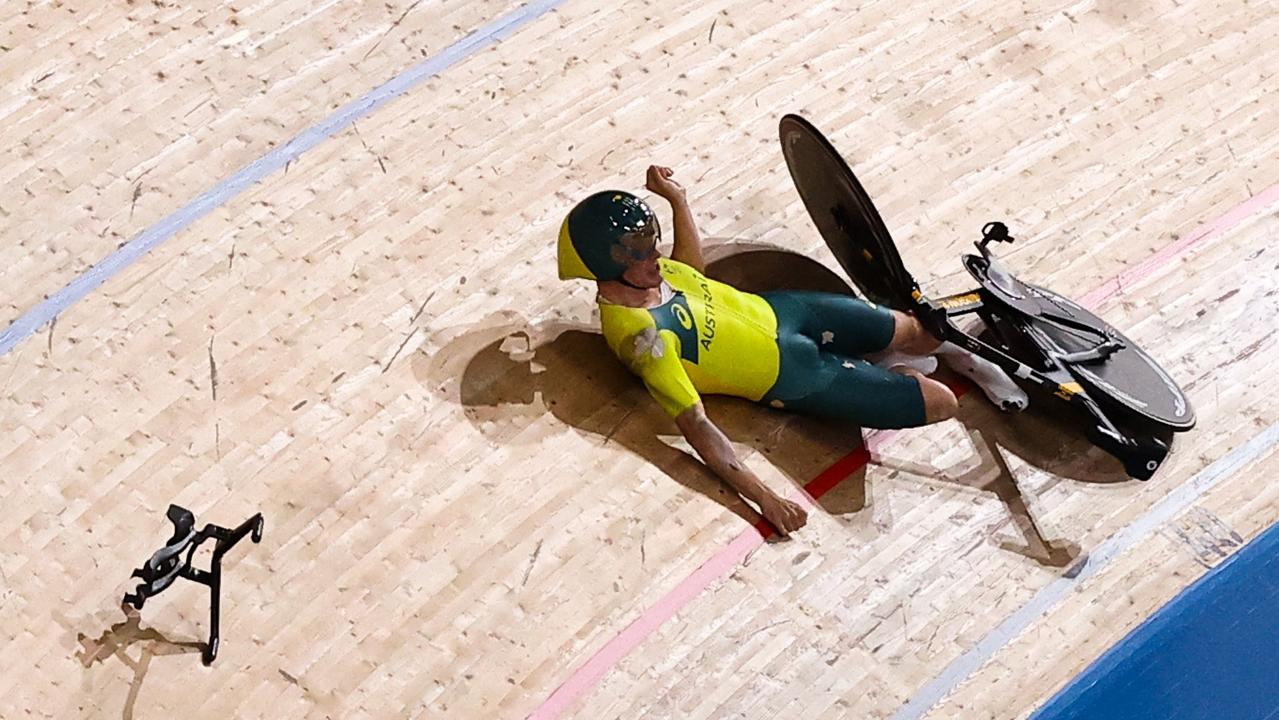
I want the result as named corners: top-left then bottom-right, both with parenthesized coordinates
top-left (557, 191), bottom-right (660, 281)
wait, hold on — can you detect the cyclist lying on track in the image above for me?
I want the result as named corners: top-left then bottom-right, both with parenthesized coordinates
top-left (556, 166), bottom-right (1028, 535)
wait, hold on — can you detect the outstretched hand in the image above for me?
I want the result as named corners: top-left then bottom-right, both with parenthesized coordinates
top-left (646, 165), bottom-right (686, 203)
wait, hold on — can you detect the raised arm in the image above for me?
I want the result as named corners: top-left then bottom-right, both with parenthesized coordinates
top-left (646, 165), bottom-right (705, 272)
top-left (674, 403), bottom-right (808, 535)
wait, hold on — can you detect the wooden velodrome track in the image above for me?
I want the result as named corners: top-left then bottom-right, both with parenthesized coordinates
top-left (1, 0), bottom-right (1276, 717)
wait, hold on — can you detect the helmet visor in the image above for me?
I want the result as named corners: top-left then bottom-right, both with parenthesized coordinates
top-left (614, 222), bottom-right (659, 264)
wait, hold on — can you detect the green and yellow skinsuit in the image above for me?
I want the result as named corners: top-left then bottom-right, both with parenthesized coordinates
top-left (600, 258), bottom-right (927, 428)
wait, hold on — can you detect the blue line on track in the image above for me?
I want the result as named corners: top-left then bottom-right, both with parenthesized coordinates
top-left (890, 420), bottom-right (1279, 720)
top-left (1032, 514), bottom-right (1279, 720)
top-left (0, 0), bottom-right (567, 357)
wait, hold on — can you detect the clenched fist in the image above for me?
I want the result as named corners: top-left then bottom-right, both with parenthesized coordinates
top-left (645, 165), bottom-right (686, 203)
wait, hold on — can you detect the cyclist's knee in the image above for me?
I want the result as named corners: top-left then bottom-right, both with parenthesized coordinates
top-left (917, 375), bottom-right (958, 423)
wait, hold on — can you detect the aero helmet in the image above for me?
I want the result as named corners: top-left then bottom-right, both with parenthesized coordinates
top-left (557, 191), bottom-right (660, 282)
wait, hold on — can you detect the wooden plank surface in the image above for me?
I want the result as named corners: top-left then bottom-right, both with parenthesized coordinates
top-left (0, 0), bottom-right (1275, 718)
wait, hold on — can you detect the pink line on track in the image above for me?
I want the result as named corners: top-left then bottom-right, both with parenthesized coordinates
top-left (528, 448), bottom-right (876, 720)
top-left (1081, 183), bottom-right (1279, 308)
top-left (528, 183), bottom-right (1279, 720)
